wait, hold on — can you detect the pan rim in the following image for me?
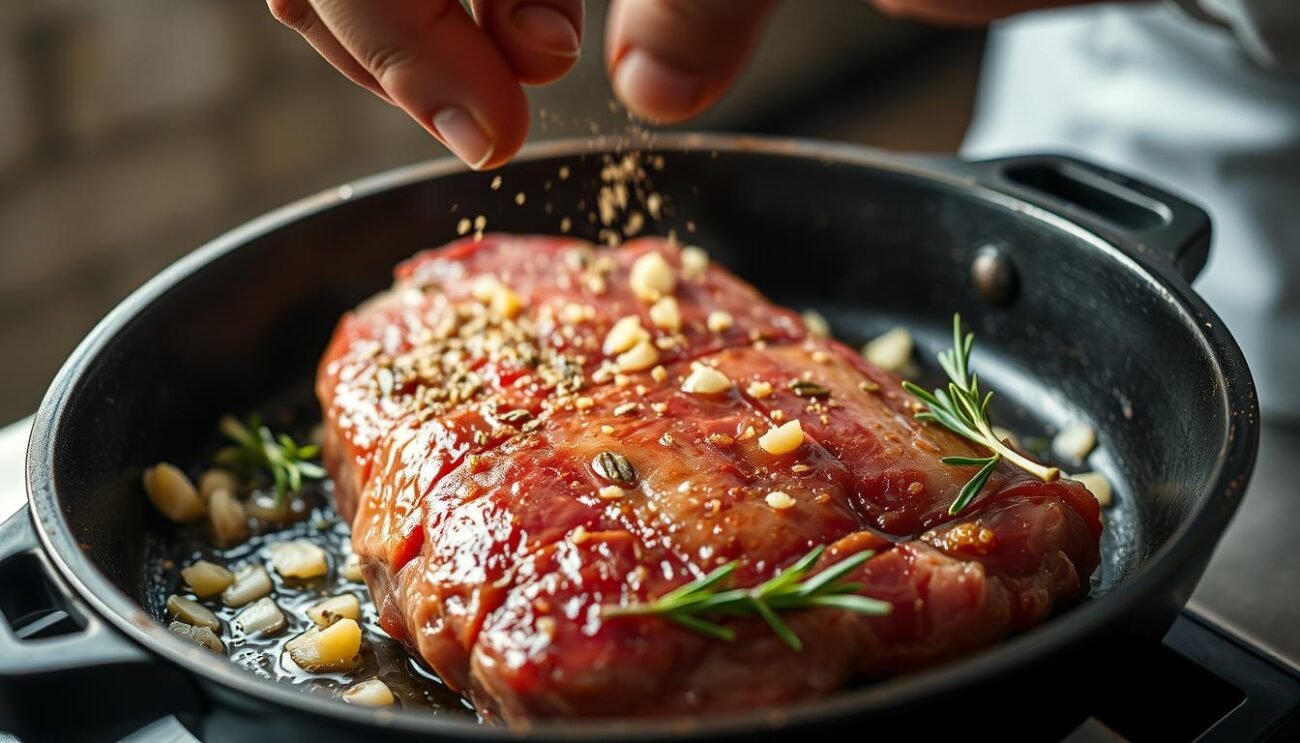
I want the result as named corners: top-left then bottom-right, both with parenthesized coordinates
top-left (25, 132), bottom-right (1258, 739)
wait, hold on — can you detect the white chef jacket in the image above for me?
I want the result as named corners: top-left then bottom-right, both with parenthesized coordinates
top-left (962, 1), bottom-right (1300, 420)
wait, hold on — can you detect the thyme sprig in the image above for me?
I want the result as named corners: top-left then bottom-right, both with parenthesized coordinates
top-left (214, 415), bottom-right (326, 503)
top-left (603, 546), bottom-right (890, 650)
top-left (902, 314), bottom-right (1059, 515)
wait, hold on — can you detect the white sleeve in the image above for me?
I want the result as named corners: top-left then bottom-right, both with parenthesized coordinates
top-left (1183, 0), bottom-right (1300, 74)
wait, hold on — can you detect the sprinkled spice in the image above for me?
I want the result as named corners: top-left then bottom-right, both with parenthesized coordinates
top-left (789, 380), bottom-right (831, 399)
top-left (592, 450), bottom-right (637, 486)
top-left (499, 409), bottom-right (532, 423)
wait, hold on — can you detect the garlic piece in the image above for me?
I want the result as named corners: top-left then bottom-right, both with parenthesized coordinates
top-left (746, 380), bottom-right (774, 399)
top-left (181, 560), bottom-right (234, 599)
top-left (706, 311), bottom-right (734, 334)
top-left (603, 315), bottom-right (648, 355)
top-left (340, 553), bottom-right (365, 583)
top-left (143, 463), bottom-right (206, 523)
top-left (307, 594), bottom-right (362, 627)
top-left (1073, 471), bottom-right (1113, 507)
top-left (681, 366), bottom-right (732, 395)
top-left (862, 327), bottom-right (913, 372)
top-left (616, 339), bottom-right (659, 372)
top-left (209, 489), bottom-right (250, 548)
top-left (198, 468), bottom-right (240, 502)
top-left (765, 491), bottom-right (797, 510)
top-left (802, 310), bottom-right (831, 339)
top-left (681, 246), bottom-right (709, 278)
top-left (648, 296), bottom-right (681, 331)
top-left (167, 595), bottom-right (220, 632)
top-left (233, 597), bottom-right (287, 636)
top-left (470, 274), bottom-right (500, 303)
top-left (268, 540), bottom-right (329, 580)
top-left (490, 285), bottom-right (524, 319)
top-left (286, 618), bottom-right (362, 673)
top-left (169, 621), bottom-right (224, 653)
top-left (758, 420), bottom-right (804, 455)
top-left (342, 678), bottom-right (395, 707)
top-left (629, 252), bottom-right (675, 301)
top-left (1052, 423), bottom-right (1097, 464)
top-left (222, 564), bottom-right (273, 608)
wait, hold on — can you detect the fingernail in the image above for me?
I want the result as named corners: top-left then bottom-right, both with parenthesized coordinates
top-left (512, 4), bottom-right (580, 58)
top-left (432, 108), bottom-right (494, 170)
top-left (612, 49), bottom-right (699, 121)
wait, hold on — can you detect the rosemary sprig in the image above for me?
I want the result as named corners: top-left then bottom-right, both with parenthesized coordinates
top-left (603, 546), bottom-right (891, 650)
top-left (214, 415), bottom-right (327, 503)
top-left (902, 314), bottom-right (1059, 515)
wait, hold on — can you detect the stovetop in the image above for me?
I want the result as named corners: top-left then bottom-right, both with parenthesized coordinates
top-left (2, 418), bottom-right (1298, 742)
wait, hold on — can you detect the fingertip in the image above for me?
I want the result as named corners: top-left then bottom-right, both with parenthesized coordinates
top-left (475, 0), bottom-right (584, 85)
top-left (611, 49), bottom-right (701, 124)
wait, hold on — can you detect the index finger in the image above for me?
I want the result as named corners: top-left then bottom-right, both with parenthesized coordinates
top-left (309, 0), bottom-right (530, 169)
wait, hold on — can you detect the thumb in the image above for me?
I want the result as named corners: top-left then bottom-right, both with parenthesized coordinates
top-left (606, 0), bottom-right (778, 124)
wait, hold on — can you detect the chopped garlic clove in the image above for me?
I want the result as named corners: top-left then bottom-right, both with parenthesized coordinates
top-left (209, 489), bottom-right (250, 548)
top-left (490, 285), bottom-right (524, 319)
top-left (197, 468), bottom-right (240, 502)
top-left (681, 366), bottom-right (732, 395)
top-left (629, 252), bottom-right (675, 302)
top-left (681, 246), bottom-right (709, 278)
top-left (616, 339), bottom-right (659, 372)
top-left (342, 678), bottom-right (395, 707)
top-left (233, 597), bottom-right (286, 636)
top-left (648, 296), bottom-right (681, 331)
top-left (1073, 471), bottom-right (1113, 507)
top-left (169, 621), bottom-right (224, 653)
top-left (470, 274), bottom-right (500, 303)
top-left (862, 327), bottom-right (913, 372)
top-left (1053, 423), bottom-right (1097, 464)
top-left (222, 564), bottom-right (273, 608)
top-left (143, 463), bottom-right (206, 523)
top-left (802, 310), bottom-right (832, 339)
top-left (765, 491), bottom-right (797, 510)
top-left (268, 540), bottom-right (329, 580)
top-left (603, 315), bottom-right (648, 355)
top-left (286, 618), bottom-right (362, 673)
top-left (167, 595), bottom-right (220, 632)
top-left (307, 594), bottom-right (362, 627)
top-left (181, 560), bottom-right (234, 599)
top-left (746, 380), bottom-right (774, 399)
top-left (759, 420), bottom-right (804, 455)
top-left (340, 553), bottom-right (365, 583)
top-left (245, 491), bottom-right (307, 525)
top-left (706, 311), bottom-right (734, 334)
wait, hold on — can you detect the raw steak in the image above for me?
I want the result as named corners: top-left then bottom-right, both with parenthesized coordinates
top-left (317, 235), bottom-right (1102, 722)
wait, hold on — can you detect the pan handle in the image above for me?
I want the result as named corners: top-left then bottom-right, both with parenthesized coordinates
top-left (931, 154), bottom-right (1212, 284)
top-left (0, 507), bottom-right (200, 740)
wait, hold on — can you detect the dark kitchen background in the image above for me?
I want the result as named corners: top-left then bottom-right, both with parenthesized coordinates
top-left (0, 0), bottom-right (982, 424)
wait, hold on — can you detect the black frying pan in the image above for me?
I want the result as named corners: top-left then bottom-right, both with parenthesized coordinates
top-left (0, 135), bottom-right (1258, 741)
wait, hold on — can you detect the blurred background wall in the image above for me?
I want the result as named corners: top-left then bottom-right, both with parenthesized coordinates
top-left (0, 0), bottom-right (983, 423)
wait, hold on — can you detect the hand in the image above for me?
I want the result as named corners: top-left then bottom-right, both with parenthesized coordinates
top-left (267, 0), bottom-right (776, 169)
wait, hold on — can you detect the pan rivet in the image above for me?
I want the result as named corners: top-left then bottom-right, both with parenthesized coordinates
top-left (971, 245), bottom-right (1017, 306)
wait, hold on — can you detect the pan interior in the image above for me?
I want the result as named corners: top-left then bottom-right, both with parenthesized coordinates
top-left (42, 146), bottom-right (1228, 723)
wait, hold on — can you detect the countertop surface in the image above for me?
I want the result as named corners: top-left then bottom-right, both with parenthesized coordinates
top-left (2, 416), bottom-right (1298, 673)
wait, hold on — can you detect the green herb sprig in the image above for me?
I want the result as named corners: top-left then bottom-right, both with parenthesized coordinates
top-left (902, 314), bottom-right (1059, 515)
top-left (214, 415), bottom-right (326, 503)
top-left (603, 546), bottom-right (890, 650)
